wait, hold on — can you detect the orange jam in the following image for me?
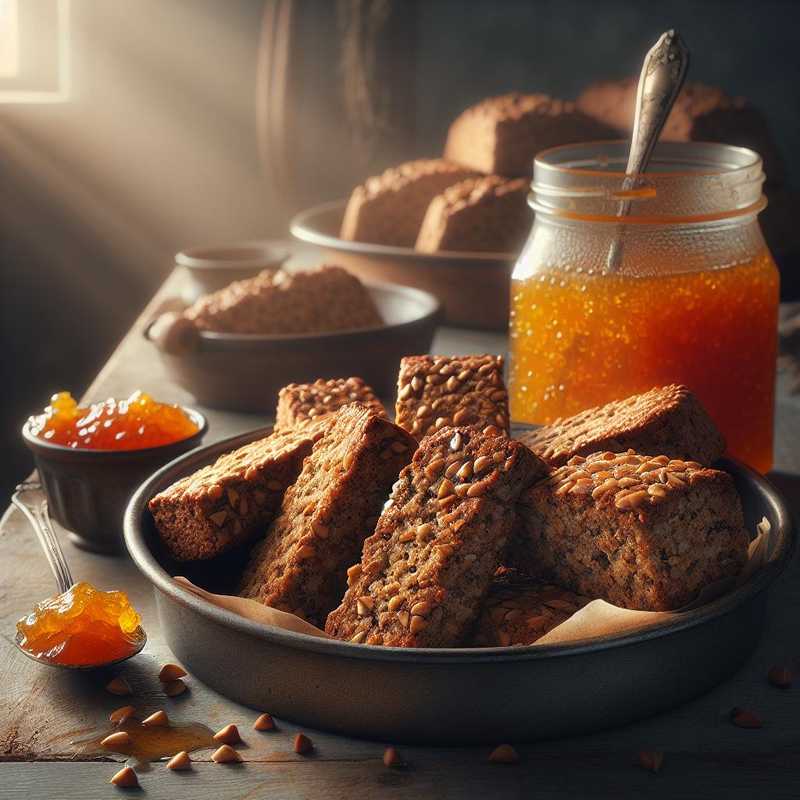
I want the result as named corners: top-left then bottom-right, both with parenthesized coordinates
top-left (28, 390), bottom-right (198, 450)
top-left (509, 251), bottom-right (779, 473)
top-left (16, 582), bottom-right (142, 666)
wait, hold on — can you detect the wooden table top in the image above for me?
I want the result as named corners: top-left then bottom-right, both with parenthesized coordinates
top-left (2, 269), bottom-right (799, 800)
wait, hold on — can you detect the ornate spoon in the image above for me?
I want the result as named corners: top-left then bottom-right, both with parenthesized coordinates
top-left (607, 30), bottom-right (690, 271)
top-left (12, 481), bottom-right (146, 669)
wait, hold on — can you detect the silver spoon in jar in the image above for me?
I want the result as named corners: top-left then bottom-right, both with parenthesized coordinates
top-left (11, 481), bottom-right (146, 669)
top-left (607, 29), bottom-right (690, 271)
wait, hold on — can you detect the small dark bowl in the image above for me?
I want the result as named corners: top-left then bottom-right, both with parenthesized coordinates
top-left (23, 408), bottom-right (207, 555)
top-left (146, 280), bottom-right (441, 413)
top-left (176, 240), bottom-right (289, 302)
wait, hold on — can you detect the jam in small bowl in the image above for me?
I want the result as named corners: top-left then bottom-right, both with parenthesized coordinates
top-left (23, 391), bottom-right (207, 553)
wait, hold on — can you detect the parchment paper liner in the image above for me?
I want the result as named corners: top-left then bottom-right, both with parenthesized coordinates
top-left (173, 517), bottom-right (780, 648)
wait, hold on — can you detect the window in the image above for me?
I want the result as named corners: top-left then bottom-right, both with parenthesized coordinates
top-left (0, 0), bottom-right (70, 103)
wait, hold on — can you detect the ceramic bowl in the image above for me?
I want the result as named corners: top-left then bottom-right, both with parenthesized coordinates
top-left (146, 280), bottom-right (441, 413)
top-left (23, 408), bottom-right (207, 554)
top-left (176, 240), bottom-right (289, 302)
top-left (290, 200), bottom-right (516, 331)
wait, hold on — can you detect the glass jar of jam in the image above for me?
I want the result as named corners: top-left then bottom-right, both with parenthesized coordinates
top-left (509, 141), bottom-right (779, 473)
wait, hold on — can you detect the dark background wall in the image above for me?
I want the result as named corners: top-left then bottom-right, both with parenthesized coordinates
top-left (2, 0), bottom-right (799, 499)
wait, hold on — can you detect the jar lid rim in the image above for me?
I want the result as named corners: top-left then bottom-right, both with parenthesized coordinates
top-left (533, 140), bottom-right (763, 181)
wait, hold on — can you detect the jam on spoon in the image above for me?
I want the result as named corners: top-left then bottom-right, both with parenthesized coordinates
top-left (16, 582), bottom-right (144, 667)
top-left (12, 481), bottom-right (146, 669)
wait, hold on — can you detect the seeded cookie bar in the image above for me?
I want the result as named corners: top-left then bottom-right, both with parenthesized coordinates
top-left (148, 422), bottom-right (326, 561)
top-left (239, 404), bottom-right (417, 626)
top-left (395, 355), bottom-right (509, 440)
top-left (471, 571), bottom-right (589, 647)
top-left (183, 265), bottom-right (383, 335)
top-left (519, 385), bottom-right (725, 467)
top-left (275, 377), bottom-right (385, 431)
top-left (325, 427), bottom-right (545, 647)
top-left (516, 450), bottom-right (749, 611)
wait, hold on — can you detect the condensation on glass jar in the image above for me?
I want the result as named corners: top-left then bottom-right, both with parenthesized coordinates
top-left (509, 141), bottom-right (779, 473)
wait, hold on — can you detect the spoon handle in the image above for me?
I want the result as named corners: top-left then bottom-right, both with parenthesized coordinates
top-left (12, 481), bottom-right (74, 594)
top-left (608, 30), bottom-right (690, 270)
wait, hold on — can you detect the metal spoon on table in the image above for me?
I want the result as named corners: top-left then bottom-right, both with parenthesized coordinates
top-left (607, 29), bottom-right (690, 271)
top-left (11, 481), bottom-right (147, 669)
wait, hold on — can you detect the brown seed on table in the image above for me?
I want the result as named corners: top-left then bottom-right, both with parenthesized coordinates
top-left (105, 677), bottom-right (132, 696)
top-left (166, 751), bottom-right (191, 771)
top-left (212, 744), bottom-right (242, 763)
top-left (142, 710), bottom-right (169, 727)
top-left (214, 723), bottom-right (242, 744)
top-left (159, 663), bottom-right (187, 682)
top-left (294, 733), bottom-right (313, 754)
top-left (730, 707), bottom-right (763, 728)
top-left (767, 665), bottom-right (793, 689)
top-left (101, 731), bottom-right (132, 749)
top-left (110, 766), bottom-right (139, 788)
top-left (383, 746), bottom-right (403, 767)
top-left (253, 713), bottom-right (275, 731)
top-left (638, 750), bottom-right (664, 773)
top-left (109, 705), bottom-right (136, 725)
top-left (488, 744), bottom-right (519, 764)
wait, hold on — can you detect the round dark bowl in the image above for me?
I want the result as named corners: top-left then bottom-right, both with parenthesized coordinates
top-left (175, 240), bottom-right (289, 302)
top-left (124, 427), bottom-right (795, 744)
top-left (146, 280), bottom-right (441, 413)
top-left (24, 408), bottom-right (207, 554)
top-left (290, 200), bottom-right (516, 331)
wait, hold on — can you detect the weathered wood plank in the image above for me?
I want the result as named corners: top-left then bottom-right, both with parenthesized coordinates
top-left (1, 270), bottom-right (798, 799)
top-left (2, 751), bottom-right (800, 800)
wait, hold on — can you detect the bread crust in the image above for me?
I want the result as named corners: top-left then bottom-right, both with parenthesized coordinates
top-left (444, 93), bottom-right (617, 177)
top-left (519, 385), bottom-right (725, 467)
top-left (275, 377), bottom-right (385, 431)
top-left (239, 404), bottom-right (417, 626)
top-left (471, 570), bottom-right (589, 647)
top-left (325, 426), bottom-right (546, 647)
top-left (577, 79), bottom-right (784, 183)
top-left (415, 175), bottom-right (531, 254)
top-left (183, 265), bottom-right (383, 335)
top-left (395, 354), bottom-right (509, 440)
top-left (148, 422), bottom-right (325, 561)
top-left (340, 159), bottom-right (477, 247)
top-left (516, 450), bottom-right (750, 611)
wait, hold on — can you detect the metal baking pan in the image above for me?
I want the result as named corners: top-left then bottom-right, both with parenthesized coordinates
top-left (124, 426), bottom-right (795, 744)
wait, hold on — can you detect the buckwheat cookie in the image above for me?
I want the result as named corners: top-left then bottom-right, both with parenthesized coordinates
top-left (239, 403), bottom-right (417, 626)
top-left (325, 426), bottom-right (545, 647)
top-left (395, 354), bottom-right (509, 440)
top-left (275, 377), bottom-right (385, 431)
top-left (148, 421), bottom-right (326, 561)
top-left (182, 264), bottom-right (382, 335)
top-left (516, 450), bottom-right (749, 611)
top-left (471, 570), bottom-right (589, 647)
top-left (519, 385), bottom-right (725, 467)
